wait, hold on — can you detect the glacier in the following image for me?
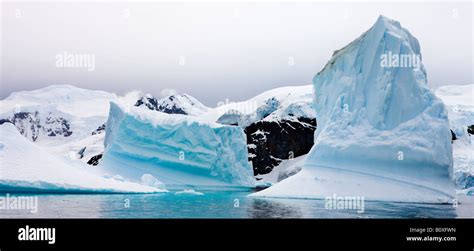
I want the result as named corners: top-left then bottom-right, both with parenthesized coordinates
top-left (0, 123), bottom-right (162, 193)
top-left (251, 16), bottom-right (455, 203)
top-left (99, 102), bottom-right (256, 190)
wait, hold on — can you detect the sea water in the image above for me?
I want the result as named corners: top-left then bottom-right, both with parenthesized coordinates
top-left (0, 192), bottom-right (471, 218)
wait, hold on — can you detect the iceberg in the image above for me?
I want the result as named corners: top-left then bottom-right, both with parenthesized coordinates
top-left (0, 123), bottom-right (162, 193)
top-left (252, 16), bottom-right (454, 203)
top-left (175, 189), bottom-right (205, 196)
top-left (99, 102), bottom-right (256, 190)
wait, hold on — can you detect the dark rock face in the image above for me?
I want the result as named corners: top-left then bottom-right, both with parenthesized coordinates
top-left (1, 111), bottom-right (72, 141)
top-left (92, 123), bottom-right (106, 135)
top-left (468, 125), bottom-right (474, 135)
top-left (9, 112), bottom-right (41, 141)
top-left (0, 119), bottom-right (11, 125)
top-left (135, 95), bottom-right (159, 111)
top-left (135, 94), bottom-right (208, 115)
top-left (155, 95), bottom-right (188, 115)
top-left (78, 147), bottom-right (86, 159)
top-left (87, 154), bottom-right (103, 166)
top-left (245, 117), bottom-right (316, 175)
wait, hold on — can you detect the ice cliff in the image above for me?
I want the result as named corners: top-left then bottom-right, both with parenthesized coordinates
top-left (251, 16), bottom-right (454, 203)
top-left (0, 123), bottom-right (161, 193)
top-left (99, 102), bottom-right (256, 190)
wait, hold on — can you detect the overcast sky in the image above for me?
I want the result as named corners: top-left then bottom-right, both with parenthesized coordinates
top-left (1, 1), bottom-right (472, 106)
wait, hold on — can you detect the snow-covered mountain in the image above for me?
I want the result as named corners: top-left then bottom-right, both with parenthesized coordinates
top-left (135, 93), bottom-right (209, 116)
top-left (0, 85), bottom-right (115, 142)
top-left (206, 85), bottom-right (315, 126)
top-left (0, 85), bottom-right (139, 166)
top-left (0, 84), bottom-right (117, 118)
top-left (252, 15), bottom-right (455, 203)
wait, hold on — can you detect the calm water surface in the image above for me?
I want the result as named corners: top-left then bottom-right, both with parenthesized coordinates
top-left (1, 191), bottom-right (471, 218)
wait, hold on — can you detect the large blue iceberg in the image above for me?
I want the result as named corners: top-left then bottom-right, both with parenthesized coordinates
top-left (252, 16), bottom-right (454, 203)
top-left (100, 102), bottom-right (256, 190)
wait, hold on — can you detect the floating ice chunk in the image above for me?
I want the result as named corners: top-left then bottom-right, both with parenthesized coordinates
top-left (174, 189), bottom-right (204, 196)
top-left (100, 102), bottom-right (256, 190)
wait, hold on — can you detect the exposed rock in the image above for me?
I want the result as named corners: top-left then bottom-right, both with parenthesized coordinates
top-left (78, 147), bottom-right (86, 159)
top-left (135, 94), bottom-right (208, 116)
top-left (451, 129), bottom-right (457, 142)
top-left (245, 117), bottom-right (316, 175)
top-left (87, 154), bottom-right (103, 166)
top-left (92, 123), bottom-right (106, 135)
top-left (1, 111), bottom-right (72, 141)
top-left (43, 113), bottom-right (73, 137)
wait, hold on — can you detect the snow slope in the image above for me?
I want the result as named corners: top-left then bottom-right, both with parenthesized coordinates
top-left (436, 84), bottom-right (474, 193)
top-left (99, 102), bottom-right (256, 190)
top-left (255, 155), bottom-right (306, 184)
top-left (436, 84), bottom-right (474, 139)
top-left (0, 85), bottom-right (140, 164)
top-left (0, 84), bottom-right (117, 118)
top-left (252, 16), bottom-right (454, 203)
top-left (0, 123), bottom-right (162, 193)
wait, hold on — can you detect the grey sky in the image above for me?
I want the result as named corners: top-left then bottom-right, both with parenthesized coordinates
top-left (1, 2), bottom-right (472, 106)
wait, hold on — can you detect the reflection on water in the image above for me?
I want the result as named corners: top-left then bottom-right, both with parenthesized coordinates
top-left (0, 192), bottom-right (465, 219)
top-left (249, 198), bottom-right (459, 218)
top-left (248, 199), bottom-right (303, 218)
top-left (364, 201), bottom-right (458, 218)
